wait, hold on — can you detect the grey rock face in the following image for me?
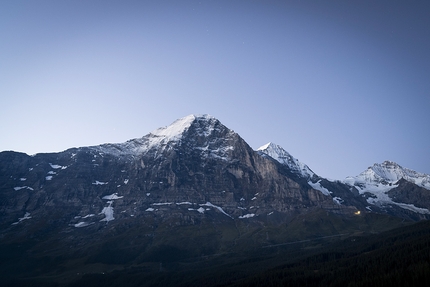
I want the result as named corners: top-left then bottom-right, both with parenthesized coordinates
top-left (0, 114), bottom-right (428, 237)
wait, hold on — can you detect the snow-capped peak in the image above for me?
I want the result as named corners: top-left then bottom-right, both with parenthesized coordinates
top-left (93, 114), bottom-right (233, 158)
top-left (343, 161), bottom-right (430, 214)
top-left (344, 160), bottom-right (430, 190)
top-left (149, 114), bottom-right (197, 143)
top-left (257, 142), bottom-right (315, 179)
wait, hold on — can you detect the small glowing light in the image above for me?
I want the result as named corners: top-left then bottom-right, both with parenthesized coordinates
top-left (354, 211), bottom-right (361, 215)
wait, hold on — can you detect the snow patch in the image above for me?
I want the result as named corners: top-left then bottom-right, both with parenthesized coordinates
top-left (74, 222), bottom-right (94, 228)
top-left (124, 179), bottom-right (129, 184)
top-left (197, 207), bottom-right (205, 213)
top-left (239, 213), bottom-right (255, 219)
top-left (92, 181), bottom-right (108, 185)
top-left (11, 212), bottom-right (31, 225)
top-left (14, 186), bottom-right (34, 191)
top-left (45, 176), bottom-right (53, 181)
top-left (395, 203), bottom-right (430, 214)
top-left (102, 193), bottom-right (123, 200)
top-left (145, 208), bottom-right (155, 212)
top-left (100, 205), bottom-right (114, 222)
top-left (200, 202), bottom-right (233, 218)
top-left (99, 193), bottom-right (122, 222)
top-left (176, 202), bottom-right (193, 205)
top-left (188, 207), bottom-right (205, 213)
top-left (333, 197), bottom-right (343, 205)
top-left (308, 180), bottom-right (331, 196)
top-left (49, 163), bottom-right (62, 169)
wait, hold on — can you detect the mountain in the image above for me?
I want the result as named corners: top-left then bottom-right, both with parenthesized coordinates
top-left (255, 142), bottom-right (430, 219)
top-left (257, 142), bottom-right (316, 180)
top-left (344, 161), bottom-right (430, 219)
top-left (344, 160), bottom-right (430, 189)
top-left (2, 114), bottom-right (429, 232)
top-left (1, 114), bottom-right (429, 286)
top-left (0, 114), bottom-right (350, 229)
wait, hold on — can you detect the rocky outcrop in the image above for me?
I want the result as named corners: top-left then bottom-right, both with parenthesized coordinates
top-left (388, 178), bottom-right (430, 210)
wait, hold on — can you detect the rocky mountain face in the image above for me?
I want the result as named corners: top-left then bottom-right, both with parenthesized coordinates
top-left (0, 114), bottom-right (429, 286)
top-left (1, 114), bottom-right (429, 230)
top-left (0, 115), bottom-right (346, 230)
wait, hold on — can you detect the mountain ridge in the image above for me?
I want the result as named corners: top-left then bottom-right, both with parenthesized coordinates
top-left (2, 114), bottom-right (429, 222)
top-left (1, 113), bottom-right (429, 286)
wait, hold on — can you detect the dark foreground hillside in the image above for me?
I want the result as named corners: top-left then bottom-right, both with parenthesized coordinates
top-left (231, 219), bottom-right (430, 287)
top-left (73, 219), bottom-right (430, 287)
top-left (3, 216), bottom-right (429, 287)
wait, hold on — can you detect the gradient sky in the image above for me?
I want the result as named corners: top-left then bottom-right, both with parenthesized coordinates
top-left (1, 0), bottom-right (429, 180)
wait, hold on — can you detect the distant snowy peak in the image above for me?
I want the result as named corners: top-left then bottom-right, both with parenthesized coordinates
top-left (345, 160), bottom-right (430, 190)
top-left (257, 142), bottom-right (315, 179)
top-left (343, 161), bottom-right (430, 214)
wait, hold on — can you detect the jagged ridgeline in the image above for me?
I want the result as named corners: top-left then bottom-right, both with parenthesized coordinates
top-left (1, 114), bottom-right (430, 286)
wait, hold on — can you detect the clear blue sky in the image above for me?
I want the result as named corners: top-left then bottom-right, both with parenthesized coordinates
top-left (1, 0), bottom-right (429, 180)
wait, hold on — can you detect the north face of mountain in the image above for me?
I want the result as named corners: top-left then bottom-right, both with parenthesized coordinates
top-left (0, 115), bottom-right (347, 234)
